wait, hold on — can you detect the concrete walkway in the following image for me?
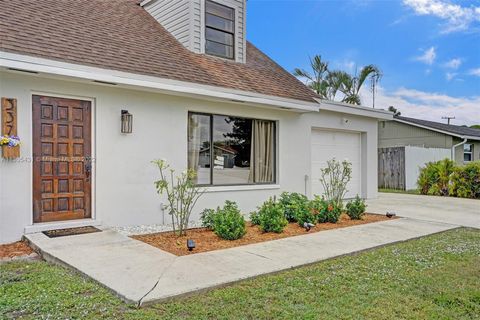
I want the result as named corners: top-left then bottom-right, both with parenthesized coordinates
top-left (367, 193), bottom-right (479, 228)
top-left (25, 216), bottom-right (456, 305)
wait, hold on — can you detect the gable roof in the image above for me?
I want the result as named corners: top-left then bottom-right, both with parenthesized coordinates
top-left (0, 0), bottom-right (319, 103)
top-left (395, 116), bottom-right (480, 140)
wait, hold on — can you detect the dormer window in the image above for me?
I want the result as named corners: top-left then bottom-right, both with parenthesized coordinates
top-left (205, 0), bottom-right (235, 60)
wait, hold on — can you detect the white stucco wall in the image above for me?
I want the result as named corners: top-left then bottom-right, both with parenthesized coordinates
top-left (0, 71), bottom-right (379, 244)
top-left (404, 146), bottom-right (451, 190)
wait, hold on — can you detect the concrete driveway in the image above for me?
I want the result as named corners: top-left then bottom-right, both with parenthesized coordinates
top-left (367, 193), bottom-right (480, 228)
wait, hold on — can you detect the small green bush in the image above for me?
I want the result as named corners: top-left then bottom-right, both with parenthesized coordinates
top-left (200, 208), bottom-right (216, 230)
top-left (417, 159), bottom-right (455, 196)
top-left (278, 192), bottom-right (310, 223)
top-left (345, 195), bottom-right (366, 220)
top-left (256, 197), bottom-right (288, 233)
top-left (449, 161), bottom-right (480, 199)
top-left (317, 200), bottom-right (342, 223)
top-left (202, 201), bottom-right (246, 240)
top-left (249, 211), bottom-right (261, 225)
top-left (417, 159), bottom-right (480, 199)
top-left (309, 195), bottom-right (327, 215)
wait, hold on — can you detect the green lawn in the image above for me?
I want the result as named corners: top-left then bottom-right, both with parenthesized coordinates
top-left (379, 188), bottom-right (420, 195)
top-left (1, 228), bottom-right (479, 320)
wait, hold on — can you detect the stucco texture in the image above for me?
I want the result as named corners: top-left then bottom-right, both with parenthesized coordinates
top-left (0, 72), bottom-right (379, 244)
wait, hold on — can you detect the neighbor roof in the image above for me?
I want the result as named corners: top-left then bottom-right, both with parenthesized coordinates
top-left (0, 0), bottom-right (319, 103)
top-left (395, 116), bottom-right (480, 139)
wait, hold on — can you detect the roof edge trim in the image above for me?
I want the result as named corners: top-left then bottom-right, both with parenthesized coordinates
top-left (0, 51), bottom-right (320, 112)
top-left (317, 99), bottom-right (393, 120)
top-left (139, 0), bottom-right (154, 7)
top-left (394, 118), bottom-right (480, 140)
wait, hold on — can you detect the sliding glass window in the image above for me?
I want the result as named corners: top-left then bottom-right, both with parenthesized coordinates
top-left (188, 113), bottom-right (275, 185)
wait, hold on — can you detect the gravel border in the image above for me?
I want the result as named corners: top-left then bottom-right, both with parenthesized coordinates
top-left (113, 222), bottom-right (205, 236)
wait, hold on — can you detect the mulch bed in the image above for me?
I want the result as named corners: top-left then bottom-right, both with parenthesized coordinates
top-left (132, 213), bottom-right (395, 256)
top-left (0, 241), bottom-right (34, 260)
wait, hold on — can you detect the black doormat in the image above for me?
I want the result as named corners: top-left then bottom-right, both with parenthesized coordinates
top-left (42, 226), bottom-right (102, 238)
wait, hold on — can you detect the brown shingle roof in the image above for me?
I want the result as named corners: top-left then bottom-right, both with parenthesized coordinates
top-left (0, 0), bottom-right (319, 103)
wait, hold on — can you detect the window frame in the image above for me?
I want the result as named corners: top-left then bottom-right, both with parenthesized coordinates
top-left (464, 143), bottom-right (473, 162)
top-left (188, 111), bottom-right (277, 187)
top-left (205, 0), bottom-right (235, 60)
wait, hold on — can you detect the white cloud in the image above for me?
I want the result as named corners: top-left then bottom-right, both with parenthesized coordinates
top-left (445, 72), bottom-right (457, 81)
top-left (403, 0), bottom-right (480, 33)
top-left (332, 59), bottom-right (356, 73)
top-left (415, 47), bottom-right (436, 65)
top-left (444, 58), bottom-right (462, 69)
top-left (468, 68), bottom-right (480, 76)
top-left (360, 86), bottom-right (480, 125)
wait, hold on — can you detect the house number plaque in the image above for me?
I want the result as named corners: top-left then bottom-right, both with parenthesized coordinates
top-left (1, 97), bottom-right (20, 159)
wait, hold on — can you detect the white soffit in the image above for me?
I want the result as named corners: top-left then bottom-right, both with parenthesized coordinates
top-left (0, 51), bottom-right (319, 113)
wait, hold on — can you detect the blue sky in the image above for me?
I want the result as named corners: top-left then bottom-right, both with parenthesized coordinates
top-left (246, 0), bottom-right (480, 125)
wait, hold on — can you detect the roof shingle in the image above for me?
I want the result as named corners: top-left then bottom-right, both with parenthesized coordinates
top-left (0, 0), bottom-right (319, 103)
top-left (396, 116), bottom-right (480, 139)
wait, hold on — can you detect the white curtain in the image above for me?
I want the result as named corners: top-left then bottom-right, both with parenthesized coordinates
top-left (188, 114), bottom-right (201, 177)
top-left (249, 120), bottom-right (274, 183)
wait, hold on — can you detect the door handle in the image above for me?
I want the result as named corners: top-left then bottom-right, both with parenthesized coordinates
top-left (85, 163), bottom-right (92, 180)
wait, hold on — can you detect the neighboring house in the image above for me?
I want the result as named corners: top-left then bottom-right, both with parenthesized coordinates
top-left (378, 116), bottom-right (480, 190)
top-left (0, 0), bottom-right (391, 244)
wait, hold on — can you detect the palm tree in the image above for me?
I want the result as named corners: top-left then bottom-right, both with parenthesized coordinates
top-left (340, 65), bottom-right (382, 105)
top-left (293, 55), bottom-right (329, 99)
top-left (325, 70), bottom-right (350, 101)
top-left (294, 56), bottom-right (382, 106)
top-left (388, 106), bottom-right (401, 116)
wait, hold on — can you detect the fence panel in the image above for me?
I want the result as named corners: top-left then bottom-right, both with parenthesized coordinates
top-left (378, 147), bottom-right (405, 190)
top-left (404, 146), bottom-right (450, 190)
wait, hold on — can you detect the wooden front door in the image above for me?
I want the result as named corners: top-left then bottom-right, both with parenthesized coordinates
top-left (33, 95), bottom-right (92, 223)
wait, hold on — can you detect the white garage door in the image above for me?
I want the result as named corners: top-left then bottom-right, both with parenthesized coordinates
top-left (311, 129), bottom-right (362, 199)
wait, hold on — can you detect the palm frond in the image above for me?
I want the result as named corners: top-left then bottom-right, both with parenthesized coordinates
top-left (356, 64), bottom-right (381, 93)
top-left (293, 68), bottom-right (313, 81)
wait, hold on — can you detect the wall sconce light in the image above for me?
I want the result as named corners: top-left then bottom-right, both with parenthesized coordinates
top-left (121, 110), bottom-right (133, 134)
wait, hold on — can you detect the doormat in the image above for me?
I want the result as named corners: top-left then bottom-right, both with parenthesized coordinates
top-left (42, 226), bottom-right (101, 238)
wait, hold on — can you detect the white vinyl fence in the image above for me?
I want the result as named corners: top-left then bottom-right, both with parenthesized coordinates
top-left (404, 146), bottom-right (450, 190)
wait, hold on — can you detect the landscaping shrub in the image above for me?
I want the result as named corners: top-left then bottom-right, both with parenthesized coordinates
top-left (319, 159), bottom-right (352, 208)
top-left (152, 159), bottom-right (205, 236)
top-left (201, 201), bottom-right (246, 240)
top-left (295, 208), bottom-right (317, 226)
top-left (417, 159), bottom-right (455, 196)
top-left (278, 192), bottom-right (311, 224)
top-left (249, 211), bottom-right (261, 225)
top-left (309, 195), bottom-right (327, 215)
top-left (256, 197), bottom-right (288, 233)
top-left (200, 208), bottom-right (216, 230)
top-left (449, 161), bottom-right (480, 199)
top-left (345, 195), bottom-right (366, 220)
top-left (317, 200), bottom-right (342, 223)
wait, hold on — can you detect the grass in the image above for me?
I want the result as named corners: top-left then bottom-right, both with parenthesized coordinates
top-left (379, 188), bottom-right (420, 195)
top-left (1, 228), bottom-right (479, 319)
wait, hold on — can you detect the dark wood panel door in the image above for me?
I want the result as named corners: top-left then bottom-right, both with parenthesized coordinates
top-left (33, 95), bottom-right (92, 223)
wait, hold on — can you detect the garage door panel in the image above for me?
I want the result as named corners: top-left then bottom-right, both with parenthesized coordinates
top-left (311, 130), bottom-right (359, 144)
top-left (310, 129), bottom-right (361, 199)
top-left (311, 147), bottom-right (360, 161)
top-left (311, 181), bottom-right (361, 199)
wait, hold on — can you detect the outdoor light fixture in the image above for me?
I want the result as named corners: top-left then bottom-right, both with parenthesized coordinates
top-left (187, 239), bottom-right (196, 251)
top-left (121, 110), bottom-right (133, 133)
top-left (303, 222), bottom-right (315, 232)
top-left (386, 212), bottom-right (396, 218)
